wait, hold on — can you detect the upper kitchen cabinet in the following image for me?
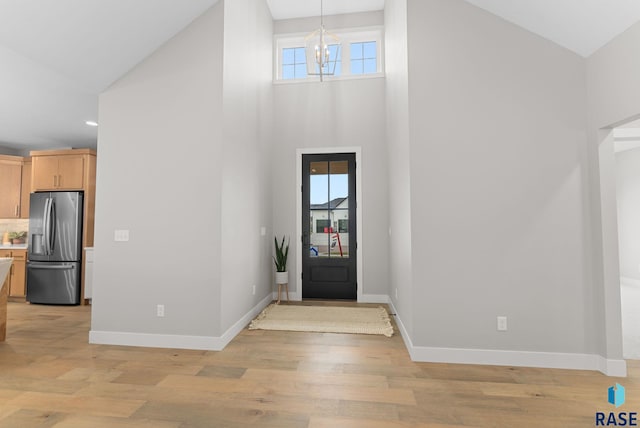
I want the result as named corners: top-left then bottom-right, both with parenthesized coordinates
top-left (31, 149), bottom-right (96, 192)
top-left (30, 149), bottom-right (97, 248)
top-left (0, 155), bottom-right (24, 218)
top-left (31, 152), bottom-right (86, 191)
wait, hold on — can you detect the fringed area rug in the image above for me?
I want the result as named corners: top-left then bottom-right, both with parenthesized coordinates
top-left (248, 304), bottom-right (394, 337)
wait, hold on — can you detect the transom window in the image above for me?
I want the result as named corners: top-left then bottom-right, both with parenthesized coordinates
top-left (351, 41), bottom-right (377, 74)
top-left (274, 27), bottom-right (383, 82)
top-left (282, 47), bottom-right (307, 80)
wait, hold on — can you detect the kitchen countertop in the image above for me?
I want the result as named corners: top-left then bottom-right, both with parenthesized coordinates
top-left (0, 245), bottom-right (27, 250)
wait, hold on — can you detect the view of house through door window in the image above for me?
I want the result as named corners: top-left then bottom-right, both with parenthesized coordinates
top-left (309, 160), bottom-right (350, 258)
top-left (302, 153), bottom-right (356, 300)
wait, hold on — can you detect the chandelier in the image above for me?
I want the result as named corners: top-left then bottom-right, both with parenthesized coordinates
top-left (304, 0), bottom-right (341, 81)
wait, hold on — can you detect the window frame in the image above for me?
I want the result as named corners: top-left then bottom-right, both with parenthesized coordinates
top-left (274, 26), bottom-right (384, 83)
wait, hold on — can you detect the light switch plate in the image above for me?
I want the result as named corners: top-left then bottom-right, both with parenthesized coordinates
top-left (114, 230), bottom-right (129, 242)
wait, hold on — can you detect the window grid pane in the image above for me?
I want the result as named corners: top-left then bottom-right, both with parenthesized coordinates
top-left (364, 58), bottom-right (377, 74)
top-left (351, 43), bottom-right (364, 60)
top-left (363, 42), bottom-right (376, 59)
top-left (282, 47), bottom-right (308, 79)
top-left (350, 41), bottom-right (377, 75)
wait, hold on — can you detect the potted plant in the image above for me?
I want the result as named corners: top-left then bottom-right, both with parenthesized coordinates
top-left (273, 236), bottom-right (289, 284)
top-left (9, 231), bottom-right (27, 245)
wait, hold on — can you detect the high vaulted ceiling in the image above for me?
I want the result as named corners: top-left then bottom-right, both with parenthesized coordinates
top-left (1, 0), bottom-right (640, 153)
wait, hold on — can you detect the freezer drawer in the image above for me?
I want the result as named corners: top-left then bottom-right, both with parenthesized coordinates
top-left (26, 261), bottom-right (80, 305)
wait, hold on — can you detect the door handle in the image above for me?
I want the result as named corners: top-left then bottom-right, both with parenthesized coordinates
top-left (29, 264), bottom-right (75, 270)
top-left (49, 199), bottom-right (56, 253)
top-left (43, 197), bottom-right (52, 255)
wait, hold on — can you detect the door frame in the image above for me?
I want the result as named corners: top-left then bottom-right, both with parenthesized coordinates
top-left (296, 147), bottom-right (363, 301)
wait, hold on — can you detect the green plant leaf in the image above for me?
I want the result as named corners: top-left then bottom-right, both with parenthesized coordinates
top-left (273, 235), bottom-right (289, 272)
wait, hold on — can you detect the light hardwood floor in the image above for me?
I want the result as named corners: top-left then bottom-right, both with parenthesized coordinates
top-left (0, 301), bottom-right (638, 427)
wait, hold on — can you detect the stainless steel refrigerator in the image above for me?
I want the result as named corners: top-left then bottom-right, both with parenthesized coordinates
top-left (27, 191), bottom-right (83, 305)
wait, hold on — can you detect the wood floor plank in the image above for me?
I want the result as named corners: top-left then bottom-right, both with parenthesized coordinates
top-left (2, 301), bottom-right (640, 427)
top-left (52, 414), bottom-right (182, 428)
top-left (0, 408), bottom-right (67, 428)
top-left (6, 391), bottom-right (146, 418)
top-left (309, 416), bottom-right (457, 428)
top-left (242, 367), bottom-right (390, 388)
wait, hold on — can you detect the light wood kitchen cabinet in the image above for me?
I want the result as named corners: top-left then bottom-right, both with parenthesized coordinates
top-left (32, 153), bottom-right (85, 191)
top-left (20, 158), bottom-right (31, 219)
top-left (0, 156), bottom-right (23, 218)
top-left (0, 249), bottom-right (26, 298)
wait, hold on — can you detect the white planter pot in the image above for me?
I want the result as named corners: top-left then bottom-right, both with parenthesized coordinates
top-left (275, 271), bottom-right (288, 284)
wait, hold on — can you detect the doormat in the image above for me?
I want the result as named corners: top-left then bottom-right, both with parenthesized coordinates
top-left (248, 304), bottom-right (394, 337)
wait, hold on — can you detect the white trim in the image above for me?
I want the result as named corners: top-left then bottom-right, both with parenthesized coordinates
top-left (274, 26), bottom-right (384, 82)
top-left (273, 73), bottom-right (384, 85)
top-left (407, 346), bottom-right (627, 376)
top-left (598, 357), bottom-right (628, 377)
top-left (296, 147), bottom-right (363, 301)
top-left (388, 298), bottom-right (415, 353)
top-left (89, 294), bottom-right (272, 351)
top-left (620, 276), bottom-right (640, 288)
top-left (597, 129), bottom-right (627, 367)
top-left (388, 301), bottom-right (627, 377)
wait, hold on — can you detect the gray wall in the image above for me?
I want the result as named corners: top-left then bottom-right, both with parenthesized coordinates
top-left (405, 0), bottom-right (592, 353)
top-left (616, 148), bottom-right (640, 281)
top-left (274, 11), bottom-right (383, 33)
top-left (384, 0), bottom-right (413, 335)
top-left (92, 0), bottom-right (273, 340)
top-left (272, 13), bottom-right (389, 297)
top-left (587, 21), bottom-right (640, 359)
top-left (220, 0), bottom-right (273, 331)
top-left (93, 3), bottom-right (224, 337)
top-left (88, 0), bottom-right (635, 366)
top-left (272, 80), bottom-right (389, 297)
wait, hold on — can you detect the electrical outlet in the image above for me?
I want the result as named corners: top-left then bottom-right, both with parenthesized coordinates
top-left (157, 304), bottom-right (165, 317)
top-left (497, 316), bottom-right (507, 331)
top-left (395, 288), bottom-right (398, 299)
top-left (252, 285), bottom-right (256, 295)
top-left (260, 227), bottom-right (266, 236)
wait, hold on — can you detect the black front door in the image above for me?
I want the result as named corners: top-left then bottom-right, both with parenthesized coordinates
top-left (302, 153), bottom-right (357, 300)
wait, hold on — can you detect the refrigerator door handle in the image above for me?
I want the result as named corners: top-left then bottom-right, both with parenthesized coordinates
top-left (28, 264), bottom-right (76, 270)
top-left (49, 199), bottom-right (56, 252)
top-left (43, 197), bottom-right (51, 255)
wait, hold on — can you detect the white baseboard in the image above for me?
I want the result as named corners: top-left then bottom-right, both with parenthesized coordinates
top-left (387, 300), bottom-right (627, 377)
top-left (89, 294), bottom-right (272, 351)
top-left (598, 356), bottom-right (628, 377)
